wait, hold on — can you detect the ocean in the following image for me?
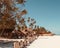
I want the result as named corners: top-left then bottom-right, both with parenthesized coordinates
top-left (0, 42), bottom-right (13, 48)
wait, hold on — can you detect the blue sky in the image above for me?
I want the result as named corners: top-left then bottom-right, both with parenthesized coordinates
top-left (25, 0), bottom-right (60, 34)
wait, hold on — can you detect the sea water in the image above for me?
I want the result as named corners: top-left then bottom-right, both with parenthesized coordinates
top-left (0, 42), bottom-right (13, 48)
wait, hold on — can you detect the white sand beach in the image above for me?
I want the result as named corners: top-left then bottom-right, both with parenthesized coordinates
top-left (0, 36), bottom-right (60, 48)
top-left (27, 36), bottom-right (60, 48)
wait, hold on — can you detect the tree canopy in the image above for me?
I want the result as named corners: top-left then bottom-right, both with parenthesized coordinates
top-left (0, 0), bottom-right (27, 29)
top-left (0, 0), bottom-right (27, 37)
top-left (0, 0), bottom-right (54, 38)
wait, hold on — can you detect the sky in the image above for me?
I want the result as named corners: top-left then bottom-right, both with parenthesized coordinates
top-left (25, 0), bottom-right (60, 35)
